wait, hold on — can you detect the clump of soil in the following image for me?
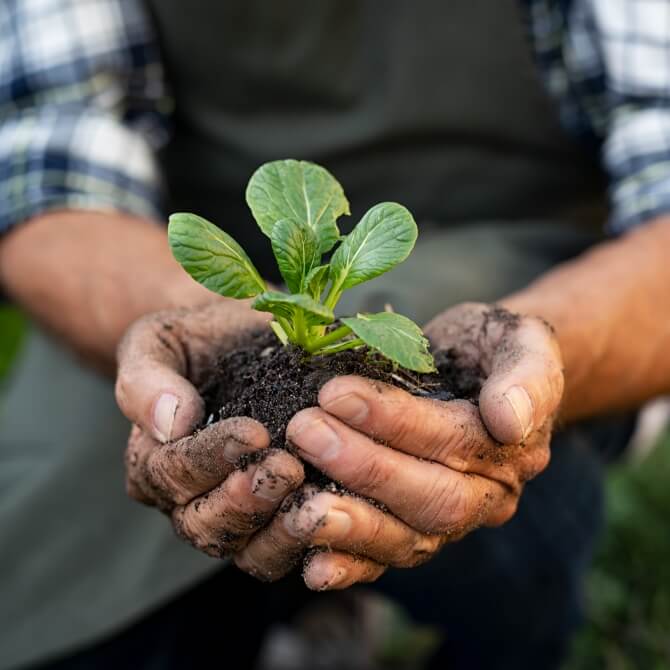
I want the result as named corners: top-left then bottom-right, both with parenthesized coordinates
top-left (200, 328), bottom-right (484, 483)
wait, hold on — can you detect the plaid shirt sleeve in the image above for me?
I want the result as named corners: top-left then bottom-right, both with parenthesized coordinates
top-left (525, 0), bottom-right (670, 232)
top-left (0, 0), bottom-right (169, 234)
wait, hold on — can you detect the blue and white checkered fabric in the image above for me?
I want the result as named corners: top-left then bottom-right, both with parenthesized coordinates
top-left (525, 0), bottom-right (670, 232)
top-left (0, 0), bottom-right (168, 231)
top-left (2, 0), bottom-right (670, 233)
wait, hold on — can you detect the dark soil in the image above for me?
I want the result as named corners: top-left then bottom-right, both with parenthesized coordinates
top-left (200, 328), bottom-right (484, 485)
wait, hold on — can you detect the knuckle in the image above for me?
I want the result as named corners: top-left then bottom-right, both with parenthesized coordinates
top-left (345, 452), bottom-right (393, 496)
top-left (124, 445), bottom-right (140, 474)
top-left (523, 443), bottom-right (551, 482)
top-left (415, 475), bottom-right (469, 534)
top-left (171, 506), bottom-right (199, 544)
top-left (208, 479), bottom-right (270, 536)
top-left (486, 498), bottom-right (519, 527)
top-left (173, 500), bottom-right (242, 558)
top-left (114, 369), bottom-right (134, 411)
top-left (145, 447), bottom-right (193, 506)
top-left (364, 509), bottom-right (386, 548)
top-left (172, 505), bottom-right (203, 542)
top-left (214, 508), bottom-right (253, 540)
top-left (414, 403), bottom-right (457, 461)
top-left (385, 403), bottom-right (419, 446)
top-left (403, 534), bottom-right (441, 567)
top-left (443, 402), bottom-right (487, 459)
top-left (534, 443), bottom-right (551, 475)
top-left (124, 429), bottom-right (146, 468)
top-left (515, 429), bottom-right (551, 484)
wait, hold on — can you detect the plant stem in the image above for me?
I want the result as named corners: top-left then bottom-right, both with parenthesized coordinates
top-left (277, 316), bottom-right (295, 340)
top-left (323, 278), bottom-right (344, 311)
top-left (305, 324), bottom-right (352, 352)
top-left (294, 309), bottom-right (308, 347)
top-left (312, 338), bottom-right (364, 356)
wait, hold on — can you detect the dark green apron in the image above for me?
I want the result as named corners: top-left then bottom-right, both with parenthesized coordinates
top-left (0, 2), bottom-right (608, 667)
top-left (148, 0), bottom-right (606, 278)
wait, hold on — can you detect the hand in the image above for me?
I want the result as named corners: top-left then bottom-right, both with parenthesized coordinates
top-left (234, 303), bottom-right (563, 589)
top-left (115, 301), bottom-right (305, 557)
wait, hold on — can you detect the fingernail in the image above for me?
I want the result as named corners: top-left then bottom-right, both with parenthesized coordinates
top-left (252, 467), bottom-right (291, 502)
top-left (284, 508), bottom-right (308, 538)
top-left (503, 386), bottom-right (534, 440)
top-left (223, 437), bottom-right (249, 463)
top-left (322, 393), bottom-right (369, 425)
top-left (290, 418), bottom-right (341, 462)
top-left (153, 393), bottom-right (179, 443)
top-left (309, 564), bottom-right (349, 591)
top-left (322, 509), bottom-right (352, 540)
top-left (284, 498), bottom-right (324, 538)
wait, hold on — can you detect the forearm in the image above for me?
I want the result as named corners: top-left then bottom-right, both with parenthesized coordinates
top-left (0, 210), bottom-right (229, 371)
top-left (502, 216), bottom-right (670, 422)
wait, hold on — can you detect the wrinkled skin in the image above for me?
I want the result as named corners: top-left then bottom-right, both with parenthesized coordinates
top-left (116, 303), bottom-right (305, 557)
top-left (116, 301), bottom-right (563, 588)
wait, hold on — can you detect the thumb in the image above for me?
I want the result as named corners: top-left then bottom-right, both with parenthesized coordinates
top-left (478, 316), bottom-right (564, 445)
top-left (115, 313), bottom-right (204, 443)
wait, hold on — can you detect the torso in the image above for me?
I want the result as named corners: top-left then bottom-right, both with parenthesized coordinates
top-left (147, 0), bottom-right (606, 275)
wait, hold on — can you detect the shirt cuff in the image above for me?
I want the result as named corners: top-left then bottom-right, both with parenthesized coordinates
top-left (0, 106), bottom-right (164, 233)
top-left (605, 108), bottom-right (670, 233)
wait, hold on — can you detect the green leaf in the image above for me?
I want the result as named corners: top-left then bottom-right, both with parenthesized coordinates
top-left (329, 202), bottom-right (417, 292)
top-left (168, 213), bottom-right (266, 299)
top-left (270, 219), bottom-right (319, 293)
top-left (246, 159), bottom-right (350, 253)
top-left (340, 312), bottom-right (436, 373)
top-left (305, 264), bottom-right (330, 299)
top-left (253, 291), bottom-right (334, 326)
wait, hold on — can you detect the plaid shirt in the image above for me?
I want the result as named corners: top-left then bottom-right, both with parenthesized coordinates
top-left (1, 0), bottom-right (669, 234)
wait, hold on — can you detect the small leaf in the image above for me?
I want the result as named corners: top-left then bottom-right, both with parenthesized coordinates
top-left (329, 202), bottom-right (417, 292)
top-left (246, 159), bottom-right (350, 253)
top-left (340, 312), bottom-right (436, 373)
top-left (305, 264), bottom-right (330, 299)
top-left (271, 219), bottom-right (319, 293)
top-left (168, 213), bottom-right (266, 299)
top-left (270, 321), bottom-right (289, 345)
top-left (253, 291), bottom-right (334, 326)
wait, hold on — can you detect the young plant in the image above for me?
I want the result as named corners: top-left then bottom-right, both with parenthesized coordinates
top-left (168, 159), bottom-right (436, 373)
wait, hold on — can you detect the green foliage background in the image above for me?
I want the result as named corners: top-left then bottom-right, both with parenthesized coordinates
top-left (565, 433), bottom-right (670, 669)
top-left (0, 308), bottom-right (668, 668)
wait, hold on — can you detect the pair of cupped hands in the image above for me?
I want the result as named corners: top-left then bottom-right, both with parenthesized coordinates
top-left (115, 300), bottom-right (563, 591)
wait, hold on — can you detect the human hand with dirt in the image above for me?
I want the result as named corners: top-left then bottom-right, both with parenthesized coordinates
top-left (115, 302), bottom-right (306, 556)
top-left (234, 303), bottom-right (564, 589)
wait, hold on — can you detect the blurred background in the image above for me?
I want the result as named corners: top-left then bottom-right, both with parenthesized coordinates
top-left (2, 305), bottom-right (669, 669)
top-left (3, 1), bottom-right (670, 666)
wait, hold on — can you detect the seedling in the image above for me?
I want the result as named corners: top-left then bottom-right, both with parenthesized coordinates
top-left (168, 159), bottom-right (436, 373)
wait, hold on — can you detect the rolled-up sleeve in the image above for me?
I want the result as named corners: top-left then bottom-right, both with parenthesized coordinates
top-left (566, 0), bottom-right (670, 232)
top-left (0, 0), bottom-right (169, 234)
